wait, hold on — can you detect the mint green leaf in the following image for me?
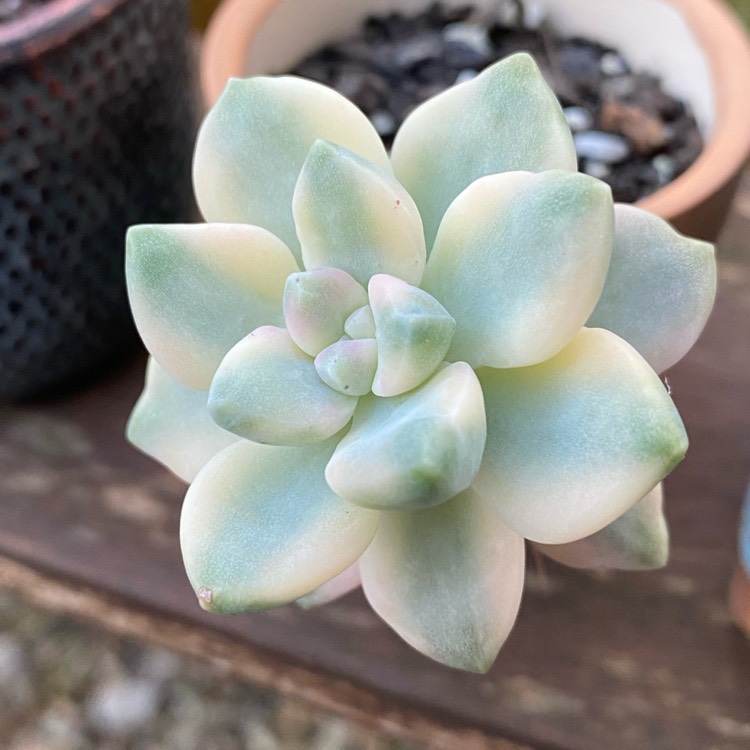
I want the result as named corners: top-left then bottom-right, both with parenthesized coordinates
top-left (369, 274), bottom-right (455, 397)
top-left (587, 204), bottom-right (716, 373)
top-left (294, 140), bottom-right (426, 285)
top-left (126, 223), bottom-right (298, 390)
top-left (535, 484), bottom-right (669, 570)
top-left (475, 328), bottom-right (688, 544)
top-left (127, 358), bottom-right (239, 483)
top-left (209, 326), bottom-right (357, 445)
top-left (391, 53), bottom-right (577, 250)
top-left (326, 363), bottom-right (486, 511)
top-left (360, 489), bottom-right (525, 672)
top-left (194, 77), bottom-right (390, 264)
top-left (421, 170), bottom-right (613, 369)
top-left (181, 437), bottom-right (378, 613)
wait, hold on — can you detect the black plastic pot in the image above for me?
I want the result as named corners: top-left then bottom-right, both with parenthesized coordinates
top-left (0, 0), bottom-right (197, 400)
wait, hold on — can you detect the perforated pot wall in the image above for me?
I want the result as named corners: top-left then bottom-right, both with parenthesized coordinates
top-left (0, 0), bottom-right (196, 400)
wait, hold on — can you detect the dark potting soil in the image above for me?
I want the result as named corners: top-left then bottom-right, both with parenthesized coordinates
top-left (0, 0), bottom-right (52, 23)
top-left (290, 2), bottom-right (703, 204)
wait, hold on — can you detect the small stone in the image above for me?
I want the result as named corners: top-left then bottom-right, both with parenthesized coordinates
top-left (87, 677), bottom-right (160, 735)
top-left (600, 51), bottom-right (628, 77)
top-left (444, 40), bottom-right (489, 70)
top-left (583, 160), bottom-right (612, 180)
top-left (370, 109), bottom-right (396, 137)
top-left (443, 22), bottom-right (492, 57)
top-left (413, 57), bottom-right (450, 86)
top-left (455, 68), bottom-right (479, 85)
top-left (333, 67), bottom-right (367, 100)
top-left (652, 154), bottom-right (676, 184)
top-left (558, 42), bottom-right (602, 87)
top-left (394, 34), bottom-right (442, 69)
top-left (574, 131), bottom-right (631, 164)
top-left (601, 74), bottom-right (639, 101)
top-left (523, 0), bottom-right (548, 30)
top-left (564, 106), bottom-right (593, 132)
top-left (600, 101), bottom-right (668, 155)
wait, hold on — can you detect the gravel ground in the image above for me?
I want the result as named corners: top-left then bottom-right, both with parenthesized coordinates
top-left (0, 592), bottom-right (420, 750)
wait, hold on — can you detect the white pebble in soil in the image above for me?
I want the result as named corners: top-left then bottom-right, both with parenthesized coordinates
top-left (574, 131), bottom-right (631, 164)
top-left (455, 68), bottom-right (479, 85)
top-left (370, 110), bottom-right (397, 138)
top-left (652, 154), bottom-right (676, 184)
top-left (443, 22), bottom-right (491, 57)
top-left (563, 106), bottom-right (593, 132)
top-left (523, 0), bottom-right (548, 29)
top-left (87, 677), bottom-right (160, 735)
top-left (583, 160), bottom-right (612, 180)
top-left (600, 51), bottom-right (628, 77)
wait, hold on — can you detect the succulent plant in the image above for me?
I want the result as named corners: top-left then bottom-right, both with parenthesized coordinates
top-left (126, 53), bottom-right (716, 672)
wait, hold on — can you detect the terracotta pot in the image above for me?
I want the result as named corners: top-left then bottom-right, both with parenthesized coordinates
top-left (0, 0), bottom-right (197, 401)
top-left (201, 0), bottom-right (750, 242)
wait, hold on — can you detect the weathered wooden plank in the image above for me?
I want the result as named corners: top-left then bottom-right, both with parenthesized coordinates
top-left (1, 183), bottom-right (749, 749)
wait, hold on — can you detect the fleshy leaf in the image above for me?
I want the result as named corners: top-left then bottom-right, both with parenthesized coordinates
top-left (587, 204), bottom-right (717, 373)
top-left (391, 53), bottom-right (577, 249)
top-left (126, 223), bottom-right (298, 390)
top-left (360, 489), bottom-right (525, 673)
top-left (208, 326), bottom-right (358, 445)
top-left (535, 484), bottom-right (669, 570)
top-left (194, 77), bottom-right (391, 264)
top-left (344, 305), bottom-right (376, 340)
top-left (315, 338), bottom-right (378, 396)
top-left (294, 140), bottom-right (426, 285)
top-left (369, 274), bottom-right (456, 397)
top-left (283, 268), bottom-right (368, 356)
top-left (296, 563), bottom-right (362, 609)
top-left (326, 363), bottom-right (486, 511)
top-left (181, 437), bottom-right (379, 613)
top-left (127, 358), bottom-right (239, 483)
top-left (475, 328), bottom-right (688, 544)
top-left (421, 171), bottom-right (613, 369)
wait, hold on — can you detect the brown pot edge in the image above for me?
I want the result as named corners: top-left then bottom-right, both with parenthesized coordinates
top-left (200, 0), bottom-right (750, 241)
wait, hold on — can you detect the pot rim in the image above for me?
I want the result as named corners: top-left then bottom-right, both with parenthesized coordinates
top-left (201, 0), bottom-right (750, 230)
top-left (0, 0), bottom-right (129, 65)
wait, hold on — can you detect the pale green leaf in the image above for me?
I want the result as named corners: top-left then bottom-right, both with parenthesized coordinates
top-left (369, 274), bottom-right (455, 397)
top-left (535, 484), bottom-right (669, 570)
top-left (294, 140), bottom-right (426, 285)
top-left (326, 363), bottom-right (486, 511)
top-left (391, 53), bottom-right (577, 250)
top-left (127, 358), bottom-right (239, 483)
top-left (315, 338), bottom-right (378, 396)
top-left (126, 223), bottom-right (298, 390)
top-left (421, 170), bottom-right (613, 369)
top-left (475, 328), bottom-right (688, 544)
top-left (296, 563), bottom-right (361, 608)
top-left (181, 437), bottom-right (379, 613)
top-left (208, 326), bottom-right (358, 445)
top-left (587, 204), bottom-right (717, 373)
top-left (360, 489), bottom-right (525, 672)
top-left (194, 77), bottom-right (391, 264)
top-left (283, 268), bottom-right (367, 356)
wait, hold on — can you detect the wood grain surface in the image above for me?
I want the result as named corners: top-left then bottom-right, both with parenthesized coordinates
top-left (1, 179), bottom-right (749, 750)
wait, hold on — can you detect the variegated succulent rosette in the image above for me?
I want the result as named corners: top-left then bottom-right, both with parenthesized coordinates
top-left (126, 53), bottom-right (716, 672)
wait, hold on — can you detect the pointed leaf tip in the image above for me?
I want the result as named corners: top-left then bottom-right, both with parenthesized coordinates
top-left (369, 274), bottom-right (456, 397)
top-left (294, 140), bottom-right (426, 286)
